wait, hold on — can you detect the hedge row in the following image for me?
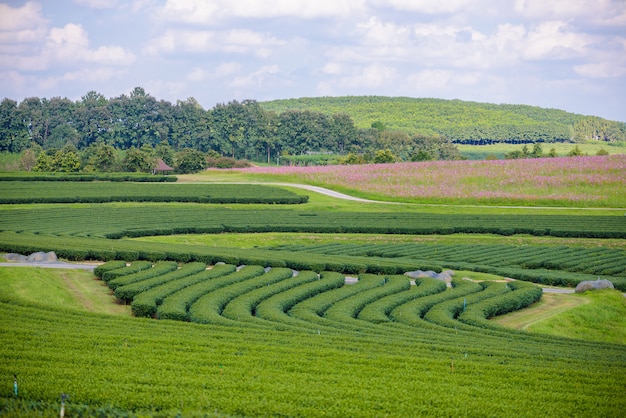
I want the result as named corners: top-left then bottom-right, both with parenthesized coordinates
top-left (108, 261), bottom-right (179, 291)
top-left (0, 173), bottom-right (176, 182)
top-left (188, 267), bottom-right (294, 325)
top-left (3, 206), bottom-right (624, 240)
top-left (254, 272), bottom-right (346, 330)
top-left (101, 261), bottom-right (153, 283)
top-left (422, 282), bottom-right (511, 329)
top-left (131, 264), bottom-right (237, 318)
top-left (158, 266), bottom-right (266, 321)
top-left (221, 270), bottom-right (320, 325)
top-left (4, 231), bottom-right (624, 291)
top-left (389, 280), bottom-right (484, 327)
top-left (357, 277), bottom-right (447, 324)
top-left (0, 182), bottom-right (308, 204)
top-left (114, 262), bottom-right (207, 303)
top-left (458, 281), bottom-right (543, 330)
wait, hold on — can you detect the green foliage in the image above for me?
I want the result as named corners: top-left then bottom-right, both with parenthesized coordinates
top-left (262, 96), bottom-right (604, 143)
top-left (373, 148), bottom-right (396, 163)
top-left (573, 115), bottom-right (626, 142)
top-left (568, 145), bottom-right (585, 156)
top-left (131, 263), bottom-right (236, 317)
top-left (1, 206), bottom-right (623, 240)
top-left (122, 146), bottom-right (156, 173)
top-left (173, 148), bottom-right (207, 173)
top-left (0, 182), bottom-right (308, 204)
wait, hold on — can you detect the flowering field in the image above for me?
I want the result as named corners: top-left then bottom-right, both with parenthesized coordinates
top-left (242, 155), bottom-right (626, 207)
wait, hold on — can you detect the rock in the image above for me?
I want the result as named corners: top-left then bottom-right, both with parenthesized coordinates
top-left (405, 269), bottom-right (454, 284)
top-left (4, 253), bottom-right (28, 262)
top-left (22, 251), bottom-right (58, 263)
top-left (575, 279), bottom-right (614, 293)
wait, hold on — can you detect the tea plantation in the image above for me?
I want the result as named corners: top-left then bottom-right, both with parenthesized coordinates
top-left (0, 179), bottom-right (624, 417)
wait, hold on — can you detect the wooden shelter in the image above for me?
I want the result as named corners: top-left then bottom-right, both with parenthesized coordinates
top-left (153, 159), bottom-right (174, 175)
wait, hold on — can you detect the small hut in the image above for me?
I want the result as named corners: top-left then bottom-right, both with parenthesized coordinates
top-left (153, 159), bottom-right (174, 175)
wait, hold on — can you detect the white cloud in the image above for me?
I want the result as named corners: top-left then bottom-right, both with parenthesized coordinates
top-left (521, 21), bottom-right (593, 60)
top-left (0, 2), bottom-right (48, 54)
top-left (213, 62), bottom-right (243, 77)
top-left (228, 65), bottom-right (280, 88)
top-left (46, 24), bottom-right (135, 66)
top-left (574, 62), bottom-right (626, 78)
top-left (0, 2), bottom-right (47, 32)
top-left (158, 0), bottom-right (367, 23)
top-left (74, 0), bottom-right (118, 9)
top-left (376, 0), bottom-right (488, 14)
top-left (145, 29), bottom-right (284, 58)
top-left (514, 0), bottom-right (626, 26)
top-left (186, 62), bottom-right (242, 81)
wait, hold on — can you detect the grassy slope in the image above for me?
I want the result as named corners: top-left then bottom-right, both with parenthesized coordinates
top-left (0, 267), bottom-right (129, 316)
top-left (493, 290), bottom-right (626, 344)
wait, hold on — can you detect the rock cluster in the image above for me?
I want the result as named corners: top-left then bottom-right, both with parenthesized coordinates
top-left (574, 279), bottom-right (614, 293)
top-left (4, 251), bottom-right (58, 263)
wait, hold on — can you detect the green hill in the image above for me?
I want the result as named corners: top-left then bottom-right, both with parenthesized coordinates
top-left (261, 96), bottom-right (626, 144)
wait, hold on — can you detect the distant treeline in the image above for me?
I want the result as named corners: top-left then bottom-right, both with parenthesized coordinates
top-left (1, 89), bottom-right (623, 166)
top-left (262, 96), bottom-right (626, 144)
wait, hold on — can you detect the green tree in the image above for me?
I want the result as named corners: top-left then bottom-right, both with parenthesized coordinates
top-left (568, 145), bottom-right (584, 157)
top-left (0, 98), bottom-right (30, 152)
top-left (45, 124), bottom-right (80, 150)
top-left (338, 153), bottom-right (366, 165)
top-left (155, 141), bottom-right (175, 166)
top-left (373, 149), bottom-right (396, 163)
top-left (530, 143), bottom-right (543, 158)
top-left (123, 146), bottom-right (155, 172)
top-left (19, 148), bottom-right (38, 171)
top-left (33, 151), bottom-right (52, 172)
top-left (85, 143), bottom-right (118, 172)
top-left (51, 146), bottom-right (81, 172)
top-left (174, 149), bottom-right (207, 173)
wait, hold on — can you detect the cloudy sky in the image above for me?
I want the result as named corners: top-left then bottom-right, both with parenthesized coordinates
top-left (1, 0), bottom-right (625, 121)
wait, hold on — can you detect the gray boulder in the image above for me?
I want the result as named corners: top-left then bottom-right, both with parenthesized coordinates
top-left (26, 251), bottom-right (58, 263)
top-left (405, 269), bottom-right (454, 284)
top-left (575, 279), bottom-right (614, 293)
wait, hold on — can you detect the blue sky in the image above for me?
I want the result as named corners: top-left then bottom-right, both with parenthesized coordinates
top-left (1, 0), bottom-right (625, 121)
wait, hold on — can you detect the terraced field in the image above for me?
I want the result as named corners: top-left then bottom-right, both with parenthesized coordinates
top-left (0, 174), bottom-right (624, 417)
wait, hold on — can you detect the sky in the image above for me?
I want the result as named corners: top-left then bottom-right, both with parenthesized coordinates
top-left (1, 0), bottom-right (625, 121)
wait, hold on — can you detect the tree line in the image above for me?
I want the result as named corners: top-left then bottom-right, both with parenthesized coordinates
top-left (0, 87), bottom-right (461, 170)
top-left (262, 96), bottom-right (626, 144)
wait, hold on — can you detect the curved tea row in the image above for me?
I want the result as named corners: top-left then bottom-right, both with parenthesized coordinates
top-left (96, 260), bottom-right (542, 339)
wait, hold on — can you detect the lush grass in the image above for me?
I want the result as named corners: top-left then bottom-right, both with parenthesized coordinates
top-left (133, 232), bottom-right (626, 250)
top-left (458, 142), bottom-right (626, 160)
top-left (0, 152), bottom-right (20, 171)
top-left (1, 266), bottom-right (625, 416)
top-left (0, 267), bottom-right (129, 316)
top-left (525, 290), bottom-right (626, 344)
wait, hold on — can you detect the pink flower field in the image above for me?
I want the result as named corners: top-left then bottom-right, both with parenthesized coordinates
top-left (239, 155), bottom-right (626, 206)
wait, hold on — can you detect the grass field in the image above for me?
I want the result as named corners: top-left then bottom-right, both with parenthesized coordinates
top-left (0, 267), bottom-right (128, 316)
top-left (457, 142), bottom-right (626, 159)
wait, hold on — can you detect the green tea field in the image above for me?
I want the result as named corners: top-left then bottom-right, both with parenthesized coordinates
top-left (0, 163), bottom-right (624, 417)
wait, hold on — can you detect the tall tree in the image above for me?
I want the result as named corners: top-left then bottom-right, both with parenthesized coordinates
top-left (0, 98), bottom-right (29, 152)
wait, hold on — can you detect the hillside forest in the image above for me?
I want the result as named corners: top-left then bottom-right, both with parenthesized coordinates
top-left (1, 88), bottom-right (625, 173)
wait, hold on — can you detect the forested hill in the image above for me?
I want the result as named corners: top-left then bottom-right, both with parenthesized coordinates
top-left (261, 96), bottom-right (626, 144)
